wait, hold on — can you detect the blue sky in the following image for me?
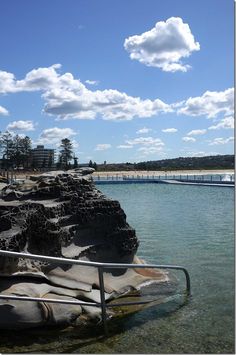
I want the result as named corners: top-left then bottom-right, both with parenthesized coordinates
top-left (0, 0), bottom-right (234, 163)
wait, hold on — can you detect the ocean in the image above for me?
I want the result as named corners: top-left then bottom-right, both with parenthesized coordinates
top-left (0, 182), bottom-right (234, 353)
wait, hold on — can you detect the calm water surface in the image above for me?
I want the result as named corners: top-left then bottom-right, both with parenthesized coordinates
top-left (0, 183), bottom-right (234, 353)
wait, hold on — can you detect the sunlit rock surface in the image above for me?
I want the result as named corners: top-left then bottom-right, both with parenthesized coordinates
top-left (0, 171), bottom-right (169, 329)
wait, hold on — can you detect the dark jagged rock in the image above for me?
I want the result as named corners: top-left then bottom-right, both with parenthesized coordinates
top-left (0, 171), bottom-right (169, 329)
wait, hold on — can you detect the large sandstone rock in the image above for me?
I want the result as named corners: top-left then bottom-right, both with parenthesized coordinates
top-left (0, 171), bottom-right (169, 329)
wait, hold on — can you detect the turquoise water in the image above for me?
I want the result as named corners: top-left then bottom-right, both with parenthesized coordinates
top-left (0, 183), bottom-right (234, 353)
top-left (86, 183), bottom-right (234, 354)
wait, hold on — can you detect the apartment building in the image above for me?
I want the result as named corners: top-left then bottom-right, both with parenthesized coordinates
top-left (31, 145), bottom-right (55, 168)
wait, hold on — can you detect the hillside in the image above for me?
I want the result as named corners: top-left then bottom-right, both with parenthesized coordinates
top-left (96, 155), bottom-right (234, 172)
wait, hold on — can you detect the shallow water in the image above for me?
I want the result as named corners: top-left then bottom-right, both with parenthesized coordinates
top-left (0, 183), bottom-right (234, 353)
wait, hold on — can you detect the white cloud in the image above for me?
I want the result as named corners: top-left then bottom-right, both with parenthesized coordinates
top-left (0, 71), bottom-right (16, 93)
top-left (187, 129), bottom-right (207, 136)
top-left (95, 144), bottom-right (111, 151)
top-left (126, 136), bottom-right (164, 147)
top-left (85, 79), bottom-right (99, 86)
top-left (44, 87), bottom-right (172, 121)
top-left (37, 127), bottom-right (76, 145)
top-left (0, 65), bottom-right (172, 121)
top-left (136, 127), bottom-right (152, 134)
top-left (0, 64), bottom-right (62, 93)
top-left (138, 146), bottom-right (163, 155)
top-left (208, 116), bottom-right (234, 130)
top-left (124, 17), bottom-right (200, 72)
top-left (1, 65), bottom-right (232, 126)
top-left (116, 136), bottom-right (165, 156)
top-left (209, 137), bottom-right (234, 145)
top-left (191, 151), bottom-right (207, 157)
top-left (180, 148), bottom-right (220, 156)
top-left (182, 136), bottom-right (196, 142)
top-left (190, 151), bottom-right (225, 157)
top-left (0, 105), bottom-right (9, 116)
top-left (7, 120), bottom-right (35, 131)
top-left (125, 136), bottom-right (165, 156)
top-left (178, 88), bottom-right (234, 118)
top-left (117, 144), bottom-right (133, 149)
top-left (162, 128), bottom-right (178, 133)
top-left (189, 151), bottom-right (221, 157)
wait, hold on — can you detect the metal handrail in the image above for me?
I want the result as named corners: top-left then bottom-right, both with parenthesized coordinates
top-left (0, 249), bottom-right (191, 335)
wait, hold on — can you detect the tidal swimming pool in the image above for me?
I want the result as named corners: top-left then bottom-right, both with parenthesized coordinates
top-left (0, 183), bottom-right (234, 353)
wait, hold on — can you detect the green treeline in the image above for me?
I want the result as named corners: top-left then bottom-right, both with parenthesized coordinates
top-left (97, 155), bottom-right (234, 171)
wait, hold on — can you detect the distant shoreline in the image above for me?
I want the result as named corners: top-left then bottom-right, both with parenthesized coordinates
top-left (0, 169), bottom-right (234, 191)
top-left (0, 168), bottom-right (234, 181)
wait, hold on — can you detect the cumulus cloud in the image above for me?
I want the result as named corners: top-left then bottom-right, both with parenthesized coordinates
top-left (162, 128), bottom-right (178, 133)
top-left (123, 136), bottom-right (165, 156)
top-left (178, 88), bottom-right (234, 118)
top-left (1, 64), bottom-right (232, 125)
top-left (37, 127), bottom-right (76, 145)
top-left (7, 120), bottom-right (35, 131)
top-left (182, 136), bottom-right (196, 142)
top-left (124, 17), bottom-right (200, 72)
top-left (126, 136), bottom-right (164, 147)
top-left (209, 137), bottom-right (234, 145)
top-left (0, 64), bottom-right (172, 121)
top-left (136, 127), bottom-right (152, 134)
top-left (208, 116), bottom-right (234, 130)
top-left (0, 64), bottom-right (62, 93)
top-left (115, 136), bottom-right (165, 155)
top-left (95, 144), bottom-right (111, 151)
top-left (187, 129), bottom-right (206, 136)
top-left (0, 105), bottom-right (9, 116)
top-left (0, 71), bottom-right (16, 93)
top-left (44, 87), bottom-right (171, 121)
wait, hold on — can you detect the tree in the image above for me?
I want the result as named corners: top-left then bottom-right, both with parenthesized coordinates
top-left (48, 151), bottom-right (54, 169)
top-left (11, 134), bottom-right (24, 169)
top-left (0, 131), bottom-right (14, 158)
top-left (1, 134), bottom-right (33, 170)
top-left (0, 131), bottom-right (14, 162)
top-left (59, 138), bottom-right (73, 169)
top-left (88, 160), bottom-right (97, 170)
top-left (21, 136), bottom-right (32, 169)
top-left (0, 131), bottom-right (14, 180)
top-left (56, 155), bottom-right (63, 169)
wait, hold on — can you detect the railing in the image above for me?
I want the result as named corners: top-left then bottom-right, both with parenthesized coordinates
top-left (92, 173), bottom-right (234, 186)
top-left (0, 250), bottom-right (191, 336)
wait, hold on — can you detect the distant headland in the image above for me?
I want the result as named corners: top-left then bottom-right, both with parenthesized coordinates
top-left (94, 155), bottom-right (234, 172)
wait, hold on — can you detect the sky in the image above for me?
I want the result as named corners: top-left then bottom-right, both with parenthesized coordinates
top-left (0, 0), bottom-right (234, 164)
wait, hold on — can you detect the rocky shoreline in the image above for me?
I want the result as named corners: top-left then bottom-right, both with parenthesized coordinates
top-left (0, 170), bottom-right (170, 329)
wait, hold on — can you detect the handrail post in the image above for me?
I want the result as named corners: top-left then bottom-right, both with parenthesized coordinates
top-left (182, 268), bottom-right (191, 296)
top-left (98, 267), bottom-right (108, 336)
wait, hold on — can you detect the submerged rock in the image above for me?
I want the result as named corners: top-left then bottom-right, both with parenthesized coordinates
top-left (0, 171), bottom-right (169, 329)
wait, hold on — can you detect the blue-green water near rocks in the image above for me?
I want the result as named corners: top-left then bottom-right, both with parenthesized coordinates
top-left (0, 183), bottom-right (234, 353)
top-left (86, 183), bottom-right (234, 354)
